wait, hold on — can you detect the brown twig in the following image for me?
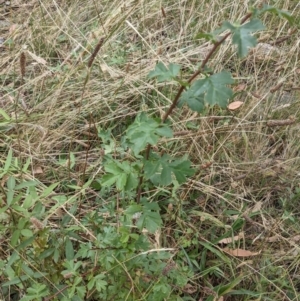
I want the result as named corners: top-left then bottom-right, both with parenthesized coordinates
top-left (267, 119), bottom-right (295, 127)
top-left (20, 51), bottom-right (26, 80)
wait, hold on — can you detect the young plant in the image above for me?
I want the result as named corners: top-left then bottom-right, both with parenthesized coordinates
top-left (0, 4), bottom-right (295, 301)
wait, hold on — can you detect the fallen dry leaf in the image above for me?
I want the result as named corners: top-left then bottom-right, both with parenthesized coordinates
top-left (266, 235), bottom-right (280, 242)
top-left (234, 83), bottom-right (247, 92)
top-left (291, 235), bottom-right (300, 242)
top-left (251, 201), bottom-right (262, 213)
top-left (182, 283), bottom-right (197, 294)
top-left (27, 50), bottom-right (47, 65)
top-left (9, 24), bottom-right (18, 34)
top-left (33, 166), bottom-right (44, 175)
top-left (228, 101), bottom-right (243, 111)
top-left (218, 232), bottom-right (244, 244)
top-left (223, 248), bottom-right (260, 257)
top-left (251, 91), bottom-right (262, 99)
top-left (237, 260), bottom-right (253, 268)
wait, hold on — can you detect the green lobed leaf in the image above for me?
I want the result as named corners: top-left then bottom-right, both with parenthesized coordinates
top-left (136, 209), bottom-right (162, 234)
top-left (169, 160), bottom-right (195, 183)
top-left (125, 204), bottom-right (142, 216)
top-left (101, 160), bottom-right (139, 191)
top-left (88, 278), bottom-right (95, 291)
top-left (144, 153), bottom-right (195, 186)
top-left (76, 286), bottom-right (86, 299)
top-left (148, 62), bottom-right (181, 82)
top-left (125, 173), bottom-right (139, 191)
top-left (178, 87), bottom-right (205, 112)
top-left (142, 199), bottom-right (160, 211)
top-left (179, 71), bottom-right (234, 111)
top-left (125, 199), bottom-right (162, 233)
top-left (101, 173), bottom-right (119, 187)
top-left (259, 5), bottom-right (294, 25)
top-left (95, 278), bottom-right (108, 292)
top-left (125, 112), bottom-right (173, 156)
top-left (222, 19), bottom-right (265, 57)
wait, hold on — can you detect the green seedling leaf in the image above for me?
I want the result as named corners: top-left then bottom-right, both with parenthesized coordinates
top-left (179, 71), bottom-right (234, 112)
top-left (20, 283), bottom-right (49, 301)
top-left (125, 112), bottom-right (173, 156)
top-left (0, 108), bottom-right (10, 120)
top-left (21, 263), bottom-right (34, 277)
top-left (11, 229), bottom-right (20, 247)
top-left (222, 19), bottom-right (265, 57)
top-left (40, 182), bottom-right (59, 198)
top-left (6, 176), bottom-right (16, 205)
top-left (216, 276), bottom-right (243, 296)
top-left (69, 152), bottom-right (76, 169)
top-left (11, 204), bottom-right (27, 212)
top-left (62, 205), bottom-right (77, 226)
top-left (76, 286), bottom-right (87, 299)
top-left (7, 176), bottom-right (15, 190)
top-left (21, 229), bottom-right (33, 237)
top-left (191, 210), bottom-right (225, 228)
top-left (65, 237), bottom-right (75, 260)
top-left (6, 190), bottom-right (14, 206)
top-left (15, 180), bottom-right (37, 190)
top-left (259, 5), bottom-right (294, 24)
top-left (227, 289), bottom-right (260, 297)
top-left (152, 283), bottom-right (171, 299)
top-left (17, 236), bottom-right (36, 251)
top-left (2, 275), bottom-right (30, 287)
top-left (4, 148), bottom-right (13, 172)
top-left (195, 32), bottom-right (219, 43)
top-left (200, 242), bottom-right (230, 264)
top-left (22, 157), bottom-right (31, 173)
top-left (145, 153), bottom-right (194, 186)
top-left (148, 62), bottom-right (180, 82)
top-left (18, 217), bottom-right (27, 229)
top-left (6, 251), bottom-right (19, 267)
top-left (89, 274), bottom-right (108, 292)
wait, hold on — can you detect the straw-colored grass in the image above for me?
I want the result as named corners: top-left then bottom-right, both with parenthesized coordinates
top-left (0, 0), bottom-right (300, 300)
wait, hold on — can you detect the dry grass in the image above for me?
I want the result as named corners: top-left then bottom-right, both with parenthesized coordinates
top-left (0, 0), bottom-right (300, 300)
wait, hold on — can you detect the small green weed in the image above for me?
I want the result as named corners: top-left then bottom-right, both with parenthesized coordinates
top-left (0, 1), bottom-right (299, 301)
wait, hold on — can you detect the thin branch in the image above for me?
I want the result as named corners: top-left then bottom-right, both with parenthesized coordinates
top-left (162, 12), bottom-right (252, 123)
